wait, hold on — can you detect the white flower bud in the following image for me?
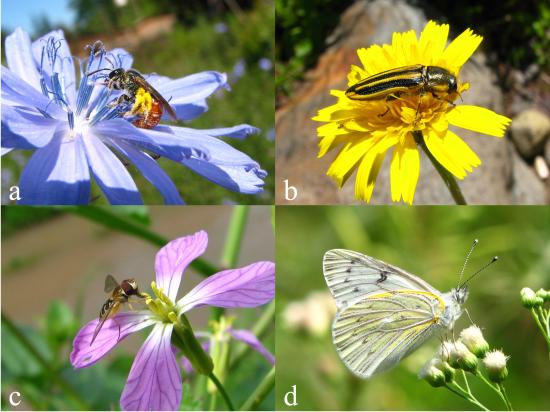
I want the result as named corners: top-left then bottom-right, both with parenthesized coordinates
top-left (441, 341), bottom-right (478, 372)
top-left (483, 350), bottom-right (509, 383)
top-left (419, 359), bottom-right (446, 387)
top-left (536, 288), bottom-right (550, 302)
top-left (459, 325), bottom-right (490, 358)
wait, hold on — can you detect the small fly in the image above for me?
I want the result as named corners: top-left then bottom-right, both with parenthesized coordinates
top-left (90, 275), bottom-right (146, 345)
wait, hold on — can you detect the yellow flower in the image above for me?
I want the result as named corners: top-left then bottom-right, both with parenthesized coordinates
top-left (313, 21), bottom-right (512, 204)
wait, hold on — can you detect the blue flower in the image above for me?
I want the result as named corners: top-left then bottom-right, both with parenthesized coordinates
top-left (1, 28), bottom-right (267, 205)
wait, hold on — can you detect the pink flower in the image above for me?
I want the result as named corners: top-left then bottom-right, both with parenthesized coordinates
top-left (70, 230), bottom-right (274, 410)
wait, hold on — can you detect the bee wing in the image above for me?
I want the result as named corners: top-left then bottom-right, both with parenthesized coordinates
top-left (333, 290), bottom-right (445, 378)
top-left (104, 274), bottom-right (119, 293)
top-left (132, 72), bottom-right (178, 121)
top-left (323, 249), bottom-right (439, 310)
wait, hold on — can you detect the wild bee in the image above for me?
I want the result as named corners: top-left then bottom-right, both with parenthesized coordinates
top-left (89, 67), bottom-right (178, 129)
top-left (90, 275), bottom-right (146, 345)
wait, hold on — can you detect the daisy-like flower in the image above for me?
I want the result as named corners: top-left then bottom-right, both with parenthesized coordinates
top-left (313, 21), bottom-right (512, 204)
top-left (2, 28), bottom-right (266, 205)
top-left (70, 231), bottom-right (275, 410)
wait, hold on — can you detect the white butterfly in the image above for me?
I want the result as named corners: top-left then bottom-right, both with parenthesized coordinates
top-left (323, 249), bottom-right (469, 379)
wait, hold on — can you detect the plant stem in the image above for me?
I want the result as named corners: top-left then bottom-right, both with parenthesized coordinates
top-left (498, 383), bottom-right (513, 411)
top-left (212, 206), bottom-right (249, 320)
top-left (447, 382), bottom-right (489, 411)
top-left (208, 372), bottom-right (235, 411)
top-left (1, 313), bottom-right (89, 410)
top-left (476, 371), bottom-right (511, 410)
top-left (68, 206), bottom-right (218, 276)
top-left (413, 131), bottom-right (467, 205)
top-left (239, 367), bottom-right (275, 411)
top-left (530, 308), bottom-right (550, 357)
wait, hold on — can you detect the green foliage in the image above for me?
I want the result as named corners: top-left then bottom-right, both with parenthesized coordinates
top-left (275, 0), bottom-right (351, 97)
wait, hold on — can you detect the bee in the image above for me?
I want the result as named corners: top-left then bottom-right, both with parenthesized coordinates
top-left (346, 65), bottom-right (458, 101)
top-left (90, 275), bottom-right (146, 345)
top-left (89, 67), bottom-right (178, 129)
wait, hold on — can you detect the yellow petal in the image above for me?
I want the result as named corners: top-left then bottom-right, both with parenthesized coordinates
top-left (424, 129), bottom-right (481, 179)
top-left (390, 133), bottom-right (420, 204)
top-left (419, 21), bottom-right (449, 64)
top-left (446, 105), bottom-right (511, 137)
top-left (440, 28), bottom-right (483, 69)
top-left (327, 137), bottom-right (374, 186)
top-left (354, 137), bottom-right (396, 201)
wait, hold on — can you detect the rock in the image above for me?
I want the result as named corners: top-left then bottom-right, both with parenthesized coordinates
top-left (545, 138), bottom-right (550, 165)
top-left (509, 148), bottom-right (547, 204)
top-left (509, 109), bottom-right (550, 160)
top-left (534, 156), bottom-right (549, 180)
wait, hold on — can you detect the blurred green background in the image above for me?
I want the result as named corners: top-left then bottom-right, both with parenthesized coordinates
top-left (1, 0), bottom-right (274, 204)
top-left (276, 206), bottom-right (550, 410)
top-left (1, 205), bottom-right (275, 410)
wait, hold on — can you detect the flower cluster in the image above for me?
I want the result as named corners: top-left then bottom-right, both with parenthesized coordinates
top-left (419, 325), bottom-right (512, 410)
top-left (520, 287), bottom-right (550, 356)
top-left (2, 28), bottom-right (267, 205)
top-left (70, 231), bottom-right (275, 411)
top-left (313, 21), bottom-right (511, 204)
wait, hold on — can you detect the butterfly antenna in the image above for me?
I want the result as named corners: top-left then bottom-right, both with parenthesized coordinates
top-left (458, 239), bottom-right (479, 285)
top-left (459, 256), bottom-right (499, 289)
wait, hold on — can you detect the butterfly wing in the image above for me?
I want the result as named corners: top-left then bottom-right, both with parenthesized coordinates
top-left (333, 290), bottom-right (447, 378)
top-left (323, 249), bottom-right (439, 310)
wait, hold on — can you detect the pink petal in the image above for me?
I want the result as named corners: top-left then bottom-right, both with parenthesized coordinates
top-left (177, 261), bottom-right (275, 312)
top-left (228, 328), bottom-right (275, 365)
top-left (120, 324), bottom-right (181, 411)
top-left (70, 312), bottom-right (155, 368)
top-left (155, 231), bottom-right (208, 301)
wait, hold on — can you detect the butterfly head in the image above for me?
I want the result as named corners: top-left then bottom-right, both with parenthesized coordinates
top-left (452, 286), bottom-right (469, 304)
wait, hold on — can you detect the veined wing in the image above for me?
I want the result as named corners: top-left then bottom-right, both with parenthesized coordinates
top-left (333, 289), bottom-right (446, 378)
top-left (131, 70), bottom-right (178, 120)
top-left (104, 274), bottom-right (119, 293)
top-left (323, 249), bottom-right (438, 309)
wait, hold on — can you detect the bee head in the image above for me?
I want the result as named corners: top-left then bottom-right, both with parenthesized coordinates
top-left (108, 68), bottom-right (125, 79)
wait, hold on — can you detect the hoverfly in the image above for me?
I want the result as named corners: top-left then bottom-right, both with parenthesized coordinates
top-left (88, 67), bottom-right (178, 129)
top-left (90, 275), bottom-right (146, 345)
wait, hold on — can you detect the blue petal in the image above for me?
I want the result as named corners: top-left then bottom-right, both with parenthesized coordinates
top-left (170, 100), bottom-right (208, 122)
top-left (169, 126), bottom-right (266, 194)
top-left (184, 124), bottom-right (260, 140)
top-left (18, 133), bottom-right (90, 205)
top-left (109, 139), bottom-right (184, 205)
top-left (94, 119), bottom-right (210, 160)
top-left (152, 71), bottom-right (229, 106)
top-left (2, 105), bottom-right (62, 149)
top-left (1, 66), bottom-right (66, 119)
top-left (5, 28), bottom-right (41, 91)
top-left (31, 30), bottom-right (76, 107)
top-left (82, 131), bottom-right (143, 205)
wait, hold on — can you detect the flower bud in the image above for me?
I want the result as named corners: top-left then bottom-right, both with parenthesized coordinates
top-left (419, 359), bottom-right (446, 387)
top-left (521, 287), bottom-right (542, 308)
top-left (483, 350), bottom-right (509, 383)
top-left (459, 325), bottom-right (490, 358)
top-left (442, 341), bottom-right (478, 372)
top-left (536, 288), bottom-right (550, 302)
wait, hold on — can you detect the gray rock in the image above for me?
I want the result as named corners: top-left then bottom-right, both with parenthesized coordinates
top-left (509, 109), bottom-right (550, 160)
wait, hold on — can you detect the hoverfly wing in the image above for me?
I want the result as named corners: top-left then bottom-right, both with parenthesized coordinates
top-left (104, 274), bottom-right (119, 293)
top-left (131, 71), bottom-right (178, 121)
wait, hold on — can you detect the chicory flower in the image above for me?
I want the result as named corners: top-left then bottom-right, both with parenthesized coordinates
top-left (70, 230), bottom-right (275, 410)
top-left (2, 28), bottom-right (267, 205)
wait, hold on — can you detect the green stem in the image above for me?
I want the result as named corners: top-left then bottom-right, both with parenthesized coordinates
top-left (221, 205), bottom-right (249, 268)
top-left (208, 372), bottom-right (235, 411)
top-left (498, 383), bottom-right (513, 411)
top-left (413, 131), bottom-right (467, 205)
top-left (68, 206), bottom-right (218, 276)
top-left (239, 367), bottom-right (275, 411)
top-left (230, 301), bottom-right (275, 369)
top-left (1, 313), bottom-right (89, 410)
top-left (461, 370), bottom-right (471, 394)
top-left (476, 371), bottom-right (510, 410)
top-left (447, 382), bottom-right (489, 411)
top-left (530, 308), bottom-right (550, 354)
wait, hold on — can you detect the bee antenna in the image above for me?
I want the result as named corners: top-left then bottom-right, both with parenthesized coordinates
top-left (458, 239), bottom-right (478, 285)
top-left (459, 256), bottom-right (499, 289)
top-left (86, 67), bottom-right (110, 76)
